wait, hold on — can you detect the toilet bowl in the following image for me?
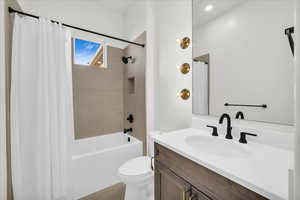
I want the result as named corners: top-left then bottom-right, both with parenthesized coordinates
top-left (118, 156), bottom-right (154, 200)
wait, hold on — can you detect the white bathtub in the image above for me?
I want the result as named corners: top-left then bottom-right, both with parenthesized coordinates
top-left (71, 133), bottom-right (143, 199)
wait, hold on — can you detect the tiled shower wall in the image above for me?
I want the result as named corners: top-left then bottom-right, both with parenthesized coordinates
top-left (72, 32), bottom-right (147, 157)
top-left (73, 46), bottom-right (124, 139)
top-left (124, 32), bottom-right (147, 154)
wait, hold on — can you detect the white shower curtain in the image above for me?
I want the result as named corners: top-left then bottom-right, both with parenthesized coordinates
top-left (193, 62), bottom-right (209, 115)
top-left (10, 15), bottom-right (74, 200)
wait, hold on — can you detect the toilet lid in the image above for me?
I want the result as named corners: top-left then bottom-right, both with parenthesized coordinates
top-left (119, 156), bottom-right (152, 176)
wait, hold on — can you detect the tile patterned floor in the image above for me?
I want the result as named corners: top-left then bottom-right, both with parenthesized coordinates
top-left (80, 183), bottom-right (125, 200)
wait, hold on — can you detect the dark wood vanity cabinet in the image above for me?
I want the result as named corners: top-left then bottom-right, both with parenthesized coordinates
top-left (155, 161), bottom-right (190, 200)
top-left (154, 143), bottom-right (269, 200)
top-left (155, 161), bottom-right (211, 200)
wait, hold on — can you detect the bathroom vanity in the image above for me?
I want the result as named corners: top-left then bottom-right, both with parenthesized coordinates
top-left (153, 128), bottom-right (293, 200)
top-left (154, 143), bottom-right (267, 200)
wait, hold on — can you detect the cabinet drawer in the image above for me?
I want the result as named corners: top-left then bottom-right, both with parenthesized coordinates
top-left (154, 143), bottom-right (269, 200)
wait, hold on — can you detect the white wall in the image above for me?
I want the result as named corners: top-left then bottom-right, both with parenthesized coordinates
top-left (19, 1), bottom-right (126, 48)
top-left (145, 1), bottom-right (159, 133)
top-left (123, 1), bottom-right (160, 135)
top-left (123, 2), bottom-right (147, 41)
top-left (123, 0), bottom-right (193, 133)
top-left (194, 0), bottom-right (294, 125)
top-left (0, 1), bottom-right (7, 200)
top-left (155, 1), bottom-right (193, 131)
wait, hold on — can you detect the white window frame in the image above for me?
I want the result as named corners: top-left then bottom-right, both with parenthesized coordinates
top-left (72, 36), bottom-right (107, 68)
top-left (0, 1), bottom-right (7, 200)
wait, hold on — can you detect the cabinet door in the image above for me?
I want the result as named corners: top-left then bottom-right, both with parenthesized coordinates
top-left (190, 187), bottom-right (212, 200)
top-left (155, 161), bottom-right (191, 200)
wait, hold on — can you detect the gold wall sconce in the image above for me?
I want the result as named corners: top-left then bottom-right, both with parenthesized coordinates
top-left (178, 63), bottom-right (191, 74)
top-left (177, 37), bottom-right (191, 49)
top-left (178, 89), bottom-right (191, 100)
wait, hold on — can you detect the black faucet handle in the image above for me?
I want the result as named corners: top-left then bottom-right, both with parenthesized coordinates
top-left (239, 132), bottom-right (257, 144)
top-left (123, 128), bottom-right (133, 134)
top-left (206, 125), bottom-right (218, 136)
top-left (126, 114), bottom-right (134, 123)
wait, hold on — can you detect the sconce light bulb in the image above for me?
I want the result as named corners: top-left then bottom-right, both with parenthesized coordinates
top-left (177, 65), bottom-right (181, 70)
top-left (178, 89), bottom-right (191, 100)
top-left (176, 38), bottom-right (181, 43)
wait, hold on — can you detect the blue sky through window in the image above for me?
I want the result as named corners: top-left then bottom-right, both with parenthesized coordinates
top-left (74, 38), bottom-right (101, 65)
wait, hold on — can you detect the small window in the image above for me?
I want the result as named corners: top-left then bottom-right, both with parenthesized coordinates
top-left (73, 38), bottom-right (107, 68)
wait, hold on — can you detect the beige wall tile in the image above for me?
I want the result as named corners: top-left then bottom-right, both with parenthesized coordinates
top-left (124, 32), bottom-right (147, 154)
top-left (73, 46), bottom-right (125, 139)
top-left (73, 33), bottom-right (147, 157)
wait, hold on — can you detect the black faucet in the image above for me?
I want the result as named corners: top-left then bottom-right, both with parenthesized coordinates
top-left (219, 113), bottom-right (233, 139)
top-left (235, 111), bottom-right (245, 120)
top-left (123, 128), bottom-right (133, 134)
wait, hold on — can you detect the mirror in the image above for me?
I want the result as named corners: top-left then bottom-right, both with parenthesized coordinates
top-left (192, 0), bottom-right (295, 125)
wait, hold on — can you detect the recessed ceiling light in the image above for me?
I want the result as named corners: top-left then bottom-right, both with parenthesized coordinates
top-left (205, 4), bottom-right (214, 12)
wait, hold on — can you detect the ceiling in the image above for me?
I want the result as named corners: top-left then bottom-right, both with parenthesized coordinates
top-left (17, 0), bottom-right (142, 13)
top-left (193, 0), bottom-right (246, 27)
top-left (18, 0), bottom-right (198, 14)
top-left (17, 0), bottom-right (246, 23)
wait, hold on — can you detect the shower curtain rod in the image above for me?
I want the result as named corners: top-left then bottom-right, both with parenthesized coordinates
top-left (8, 7), bottom-right (145, 48)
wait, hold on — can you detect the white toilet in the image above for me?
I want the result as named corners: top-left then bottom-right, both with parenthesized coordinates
top-left (118, 156), bottom-right (154, 200)
top-left (119, 132), bottom-right (158, 200)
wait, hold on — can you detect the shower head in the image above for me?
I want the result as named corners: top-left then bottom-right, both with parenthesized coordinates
top-left (122, 56), bottom-right (133, 64)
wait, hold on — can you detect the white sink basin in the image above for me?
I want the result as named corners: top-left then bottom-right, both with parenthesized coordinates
top-left (184, 135), bottom-right (250, 158)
